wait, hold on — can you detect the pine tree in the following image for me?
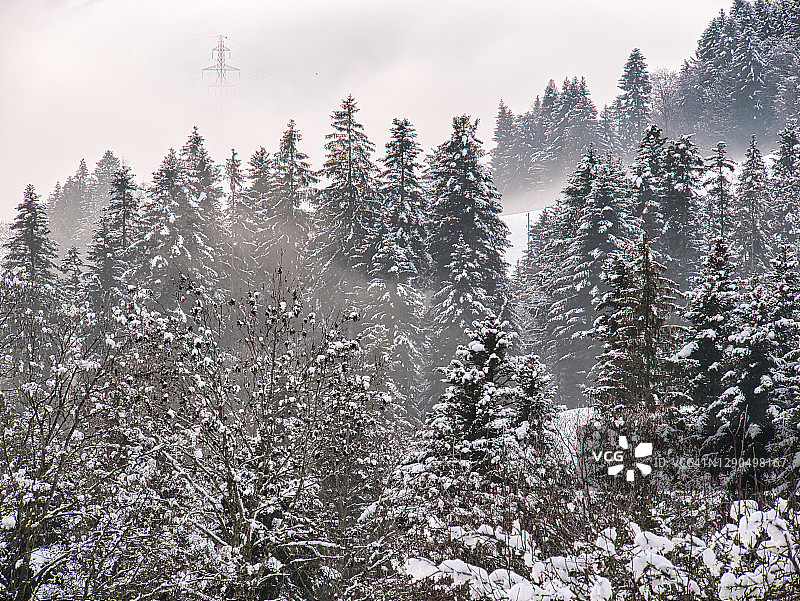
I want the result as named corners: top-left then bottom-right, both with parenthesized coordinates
top-left (180, 126), bottom-right (225, 290)
top-left (684, 240), bottom-right (740, 438)
top-left (733, 135), bottom-right (772, 275)
top-left (491, 100), bottom-right (521, 197)
top-left (765, 247), bottom-right (800, 492)
top-left (427, 115), bottom-right (510, 366)
top-left (59, 246), bottom-right (85, 300)
top-left (224, 148), bottom-right (254, 291)
top-left (310, 95), bottom-right (380, 301)
top-left (131, 148), bottom-right (217, 301)
top-left (267, 120), bottom-right (316, 276)
top-left (704, 142), bottom-right (736, 239)
top-left (657, 135), bottom-right (705, 287)
top-left (616, 49), bottom-right (653, 151)
top-left (2, 185), bottom-right (58, 286)
top-left (771, 124), bottom-right (800, 255)
top-left (87, 166), bottom-right (139, 296)
top-left (548, 155), bottom-right (638, 404)
top-left (631, 125), bottom-right (668, 236)
top-left (587, 233), bottom-right (682, 415)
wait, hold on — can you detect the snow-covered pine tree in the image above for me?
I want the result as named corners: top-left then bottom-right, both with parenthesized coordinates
top-left (616, 48), bottom-right (653, 152)
top-left (362, 118), bottom-right (428, 410)
top-left (631, 125), bottom-right (668, 236)
top-left (2, 185), bottom-right (58, 287)
top-left (491, 100), bottom-right (522, 197)
top-left (587, 233), bottom-right (682, 416)
top-left (657, 135), bottom-right (705, 288)
top-left (733, 135), bottom-right (773, 276)
top-left (86, 166), bottom-right (139, 297)
top-left (704, 141), bottom-right (736, 239)
top-left (771, 123), bottom-right (800, 256)
top-left (310, 95), bottom-right (380, 312)
top-left (427, 115), bottom-right (510, 379)
top-left (266, 120), bottom-right (316, 277)
top-left (684, 239), bottom-right (740, 443)
top-left (389, 316), bottom-right (553, 560)
top-left (547, 154), bottom-right (638, 404)
top-left (59, 246), bottom-right (85, 300)
top-left (704, 275), bottom-right (779, 493)
top-left (762, 247), bottom-right (800, 493)
top-left (180, 126), bottom-right (225, 292)
top-left (130, 148), bottom-right (217, 302)
top-left (224, 147), bottom-right (255, 291)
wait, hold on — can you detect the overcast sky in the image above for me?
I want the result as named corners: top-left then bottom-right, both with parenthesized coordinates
top-left (0, 0), bottom-right (730, 221)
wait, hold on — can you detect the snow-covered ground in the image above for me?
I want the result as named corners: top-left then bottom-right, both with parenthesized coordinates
top-left (501, 209), bottom-right (542, 271)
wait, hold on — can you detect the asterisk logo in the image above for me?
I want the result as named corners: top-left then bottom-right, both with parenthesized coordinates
top-left (607, 436), bottom-right (652, 481)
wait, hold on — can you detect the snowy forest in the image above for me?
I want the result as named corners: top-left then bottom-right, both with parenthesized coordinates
top-left (2, 1), bottom-right (800, 600)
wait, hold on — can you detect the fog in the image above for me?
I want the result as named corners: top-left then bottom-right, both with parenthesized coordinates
top-left (0, 0), bottom-right (728, 220)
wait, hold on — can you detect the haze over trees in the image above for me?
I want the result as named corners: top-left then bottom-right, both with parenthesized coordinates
top-left (3, 1), bottom-right (800, 599)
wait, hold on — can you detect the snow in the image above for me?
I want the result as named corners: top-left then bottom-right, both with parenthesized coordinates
top-left (501, 209), bottom-right (544, 271)
top-left (2, 514), bottom-right (16, 529)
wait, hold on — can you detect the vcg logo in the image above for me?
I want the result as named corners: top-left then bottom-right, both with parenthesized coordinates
top-left (592, 436), bottom-right (653, 482)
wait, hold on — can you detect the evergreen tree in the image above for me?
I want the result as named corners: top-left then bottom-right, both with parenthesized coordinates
top-left (616, 48), bottom-right (653, 151)
top-left (631, 125), bottom-right (668, 235)
top-left (491, 100), bottom-right (521, 197)
top-left (733, 135), bottom-right (772, 275)
top-left (684, 240), bottom-right (740, 438)
top-left (131, 148), bottom-right (217, 300)
top-left (225, 148), bottom-right (254, 291)
top-left (657, 135), bottom-right (705, 287)
top-left (704, 141), bottom-right (736, 239)
top-left (771, 124), bottom-right (800, 255)
top-left (267, 120), bottom-right (316, 275)
top-left (547, 155), bottom-right (638, 404)
top-left (2, 185), bottom-right (58, 286)
top-left (310, 95), bottom-right (380, 300)
top-left (87, 166), bottom-right (139, 296)
top-left (59, 246), bottom-right (85, 300)
top-left (587, 233), bottom-right (682, 415)
top-left (180, 126), bottom-right (225, 289)
top-left (243, 146), bottom-right (274, 279)
top-left (427, 115), bottom-right (510, 366)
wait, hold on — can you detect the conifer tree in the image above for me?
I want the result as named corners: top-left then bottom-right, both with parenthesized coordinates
top-left (427, 115), bottom-right (510, 365)
top-left (243, 146), bottom-right (274, 279)
top-left (587, 233), bottom-right (682, 415)
top-left (491, 100), bottom-right (522, 197)
top-left (224, 148), bottom-right (254, 291)
top-left (657, 135), bottom-right (705, 287)
top-left (2, 185), bottom-right (58, 286)
top-left (771, 124), bottom-right (800, 254)
top-left (684, 240), bottom-right (740, 437)
top-left (616, 48), bottom-right (653, 151)
top-left (180, 126), bottom-right (225, 289)
top-left (59, 246), bottom-right (85, 300)
top-left (310, 95), bottom-right (380, 300)
top-left (548, 155), bottom-right (638, 404)
top-left (267, 120), bottom-right (316, 275)
top-left (704, 141), bottom-right (736, 239)
top-left (733, 135), bottom-right (772, 275)
top-left (631, 125), bottom-right (668, 235)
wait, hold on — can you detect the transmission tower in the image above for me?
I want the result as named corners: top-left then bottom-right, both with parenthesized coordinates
top-left (202, 35), bottom-right (239, 104)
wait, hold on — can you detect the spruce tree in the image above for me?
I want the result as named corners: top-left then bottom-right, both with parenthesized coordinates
top-left (243, 146), bottom-right (274, 279)
top-left (733, 135), bottom-right (772, 275)
top-left (59, 246), bottom-right (85, 300)
top-left (631, 125), bottom-right (668, 236)
top-left (267, 120), bottom-right (316, 276)
top-left (704, 141), bottom-right (736, 239)
top-left (224, 148), bottom-right (254, 291)
top-left (771, 124), bottom-right (800, 255)
top-left (587, 233), bottom-right (682, 415)
top-left (491, 100), bottom-right (521, 197)
top-left (2, 185), bottom-right (58, 286)
top-left (310, 95), bottom-right (380, 301)
top-left (616, 49), bottom-right (653, 151)
top-left (427, 115), bottom-right (510, 365)
top-left (547, 155), bottom-right (638, 404)
top-left (684, 239), bottom-right (740, 440)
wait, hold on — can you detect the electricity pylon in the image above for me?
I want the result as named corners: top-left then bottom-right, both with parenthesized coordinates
top-left (202, 35), bottom-right (239, 106)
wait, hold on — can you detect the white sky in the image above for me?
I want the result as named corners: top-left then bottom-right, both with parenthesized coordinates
top-left (0, 0), bottom-right (729, 221)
